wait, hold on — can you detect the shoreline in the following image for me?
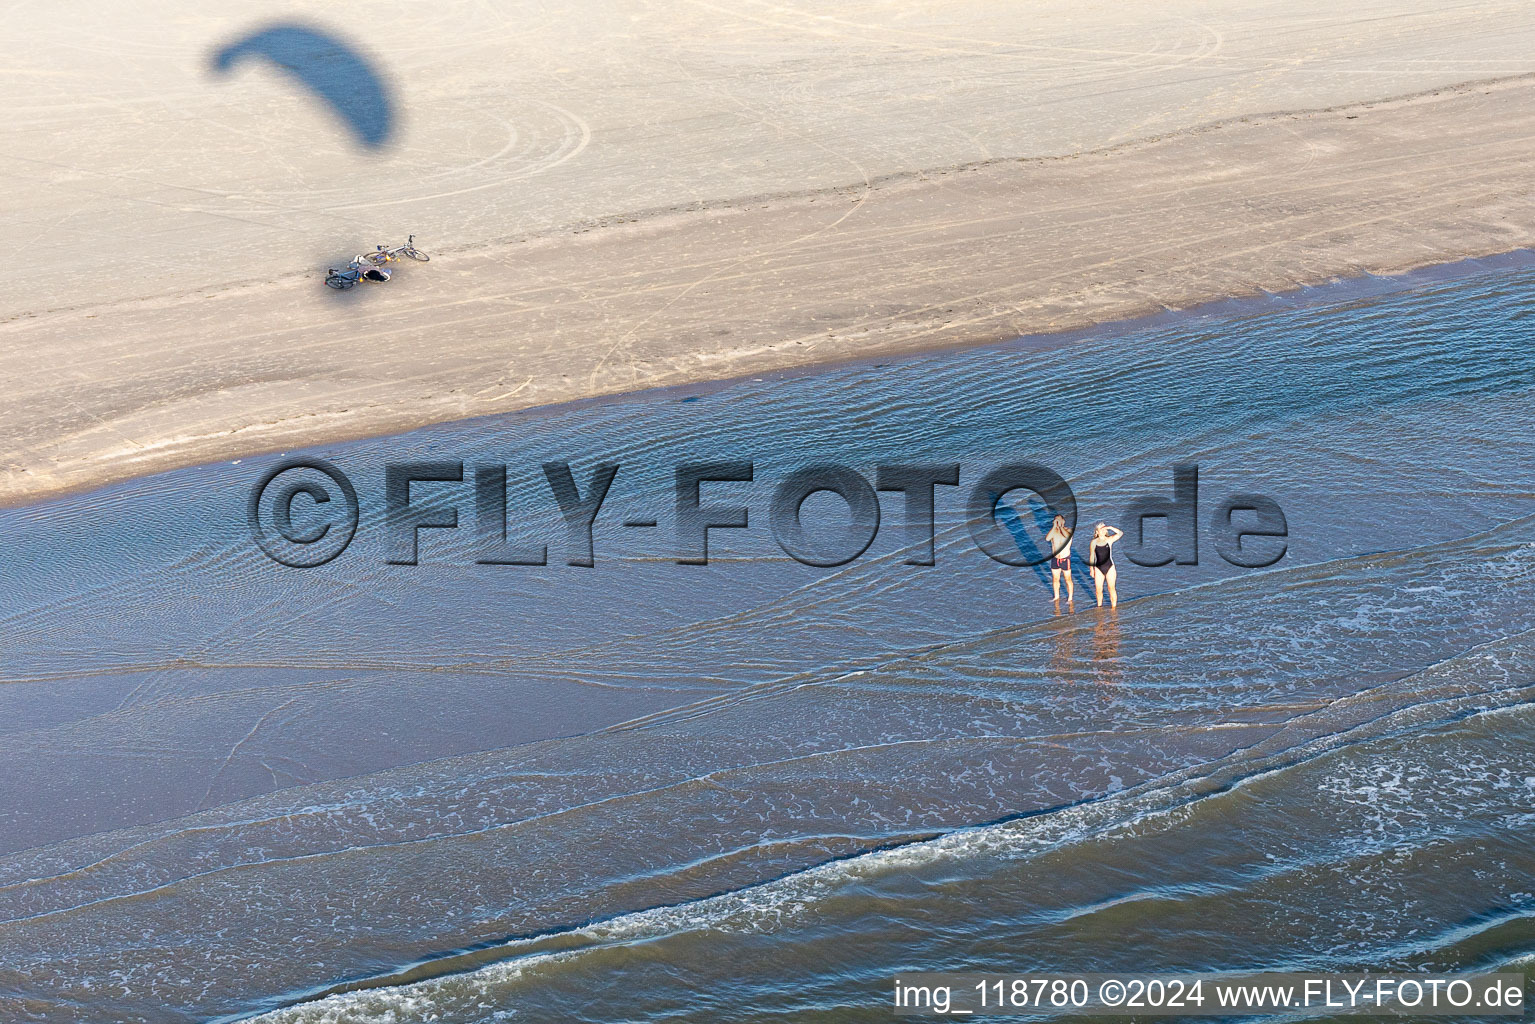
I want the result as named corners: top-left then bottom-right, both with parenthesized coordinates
top-left (8, 246), bottom-right (1534, 1022)
top-left (7, 76), bottom-right (1535, 507)
top-left (10, 245), bottom-right (1533, 517)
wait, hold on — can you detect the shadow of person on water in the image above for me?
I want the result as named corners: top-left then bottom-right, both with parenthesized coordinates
top-left (997, 496), bottom-right (1090, 595)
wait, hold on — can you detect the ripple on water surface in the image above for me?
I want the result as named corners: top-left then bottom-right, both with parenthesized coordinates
top-left (1, 259), bottom-right (1534, 1022)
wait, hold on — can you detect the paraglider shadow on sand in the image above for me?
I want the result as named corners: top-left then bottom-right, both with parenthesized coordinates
top-left (208, 22), bottom-right (396, 149)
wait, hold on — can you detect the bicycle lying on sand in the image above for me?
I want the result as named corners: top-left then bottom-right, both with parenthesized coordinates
top-left (325, 235), bottom-right (430, 289)
top-left (362, 235), bottom-right (430, 266)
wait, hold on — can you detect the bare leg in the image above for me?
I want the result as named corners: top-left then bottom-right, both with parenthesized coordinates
top-left (1092, 567), bottom-right (1104, 607)
top-left (1066, 567), bottom-right (1074, 602)
top-left (1051, 568), bottom-right (1061, 601)
top-left (1106, 565), bottom-right (1118, 609)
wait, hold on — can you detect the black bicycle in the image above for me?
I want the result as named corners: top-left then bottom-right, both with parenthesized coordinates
top-left (325, 236), bottom-right (429, 288)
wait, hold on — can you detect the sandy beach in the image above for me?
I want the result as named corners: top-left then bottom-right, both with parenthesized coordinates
top-left (9, 5), bottom-right (1535, 1019)
top-left (7, 240), bottom-right (1535, 1022)
top-left (4, 0), bottom-right (1535, 504)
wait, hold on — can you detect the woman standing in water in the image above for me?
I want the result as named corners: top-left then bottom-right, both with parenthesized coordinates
top-left (1088, 522), bottom-right (1123, 608)
top-left (1044, 514), bottom-right (1074, 604)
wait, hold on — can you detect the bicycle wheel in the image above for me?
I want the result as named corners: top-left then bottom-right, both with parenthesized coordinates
top-left (361, 251), bottom-right (389, 267)
top-left (402, 248), bottom-right (429, 262)
top-left (325, 273), bottom-right (356, 290)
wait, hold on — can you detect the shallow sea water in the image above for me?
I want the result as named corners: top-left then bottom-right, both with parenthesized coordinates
top-left (1, 257), bottom-right (1533, 1021)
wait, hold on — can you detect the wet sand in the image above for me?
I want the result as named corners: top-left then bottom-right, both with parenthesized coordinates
top-left (5, 2), bottom-right (1535, 505)
top-left (6, 259), bottom-right (1535, 1021)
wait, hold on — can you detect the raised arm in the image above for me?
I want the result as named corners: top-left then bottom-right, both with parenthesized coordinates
top-left (1104, 526), bottom-right (1125, 543)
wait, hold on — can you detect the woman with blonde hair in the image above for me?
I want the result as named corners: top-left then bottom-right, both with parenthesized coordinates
top-left (1087, 522), bottom-right (1124, 608)
top-left (1044, 513), bottom-right (1074, 604)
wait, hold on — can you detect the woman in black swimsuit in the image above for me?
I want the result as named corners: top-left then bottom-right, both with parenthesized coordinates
top-left (1088, 522), bottom-right (1124, 608)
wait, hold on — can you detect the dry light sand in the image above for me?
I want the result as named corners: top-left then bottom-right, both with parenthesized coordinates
top-left (4, 0), bottom-right (1535, 504)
